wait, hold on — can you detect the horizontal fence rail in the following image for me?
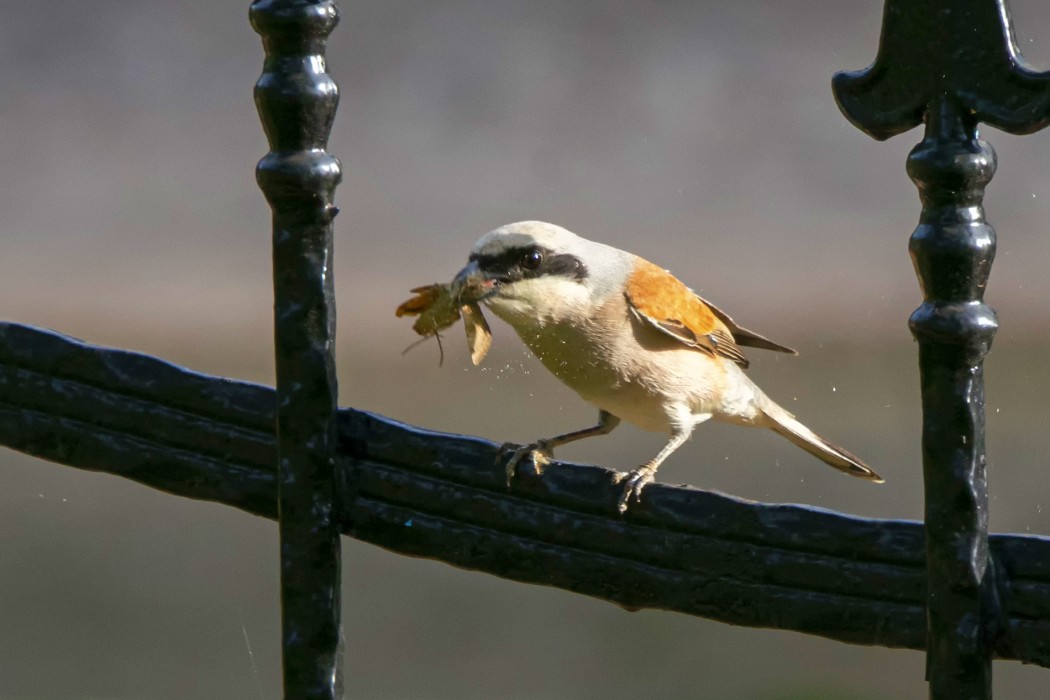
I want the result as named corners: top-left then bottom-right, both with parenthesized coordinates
top-left (3, 320), bottom-right (1050, 666)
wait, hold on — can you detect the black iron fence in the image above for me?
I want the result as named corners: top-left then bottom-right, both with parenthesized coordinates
top-left (2, 1), bottom-right (1049, 698)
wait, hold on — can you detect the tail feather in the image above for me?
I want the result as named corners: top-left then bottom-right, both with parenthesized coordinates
top-left (760, 401), bottom-right (883, 483)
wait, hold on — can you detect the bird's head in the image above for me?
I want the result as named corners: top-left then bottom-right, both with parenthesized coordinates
top-left (453, 221), bottom-right (630, 328)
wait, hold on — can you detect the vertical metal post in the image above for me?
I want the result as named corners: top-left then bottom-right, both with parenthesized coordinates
top-left (907, 100), bottom-right (998, 700)
top-left (834, 1), bottom-right (1050, 697)
top-left (251, 1), bottom-right (343, 697)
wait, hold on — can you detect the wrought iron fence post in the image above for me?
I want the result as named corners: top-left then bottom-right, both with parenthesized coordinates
top-left (908, 95), bottom-right (999, 700)
top-left (251, 1), bottom-right (344, 697)
top-left (834, 0), bottom-right (1050, 697)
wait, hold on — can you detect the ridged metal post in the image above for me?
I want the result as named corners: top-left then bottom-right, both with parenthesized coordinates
top-left (907, 97), bottom-right (1000, 700)
top-left (834, 1), bottom-right (1050, 697)
top-left (250, 1), bottom-right (343, 697)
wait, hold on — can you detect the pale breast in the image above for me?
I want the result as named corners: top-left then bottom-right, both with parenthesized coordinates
top-left (510, 292), bottom-right (732, 432)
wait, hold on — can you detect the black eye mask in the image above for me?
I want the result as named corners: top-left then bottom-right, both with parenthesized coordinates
top-left (469, 246), bottom-right (588, 284)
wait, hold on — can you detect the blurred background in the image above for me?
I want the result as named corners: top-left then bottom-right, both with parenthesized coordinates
top-left (2, 1), bottom-right (1050, 697)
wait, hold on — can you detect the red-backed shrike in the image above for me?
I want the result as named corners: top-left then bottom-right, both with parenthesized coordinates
top-left (453, 221), bottom-right (882, 512)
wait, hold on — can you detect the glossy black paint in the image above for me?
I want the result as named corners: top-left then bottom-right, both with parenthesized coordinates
top-left (251, 1), bottom-right (343, 697)
top-left (833, 1), bottom-right (1050, 697)
top-left (7, 321), bottom-right (1050, 664)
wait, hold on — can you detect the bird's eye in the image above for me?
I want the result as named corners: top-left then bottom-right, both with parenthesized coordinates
top-left (521, 248), bottom-right (543, 271)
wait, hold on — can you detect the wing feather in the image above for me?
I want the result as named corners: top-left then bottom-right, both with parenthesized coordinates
top-left (625, 259), bottom-right (751, 367)
top-left (698, 294), bottom-right (798, 356)
top-left (624, 258), bottom-right (798, 367)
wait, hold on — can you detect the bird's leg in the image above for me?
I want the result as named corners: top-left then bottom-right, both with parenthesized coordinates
top-left (616, 427), bottom-right (692, 513)
top-left (505, 410), bottom-right (621, 486)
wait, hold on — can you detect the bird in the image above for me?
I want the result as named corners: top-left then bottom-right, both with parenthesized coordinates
top-left (452, 221), bottom-right (882, 512)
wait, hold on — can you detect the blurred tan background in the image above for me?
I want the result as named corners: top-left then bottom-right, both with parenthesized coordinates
top-left (3, 1), bottom-right (1050, 697)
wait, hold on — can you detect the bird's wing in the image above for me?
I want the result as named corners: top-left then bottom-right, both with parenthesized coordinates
top-left (624, 258), bottom-right (750, 367)
top-left (695, 294), bottom-right (798, 356)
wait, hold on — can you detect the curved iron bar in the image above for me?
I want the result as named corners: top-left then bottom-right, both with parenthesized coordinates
top-left (3, 322), bottom-right (1050, 666)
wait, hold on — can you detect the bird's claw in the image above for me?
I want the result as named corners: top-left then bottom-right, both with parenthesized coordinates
top-left (615, 464), bottom-right (657, 514)
top-left (503, 440), bottom-right (553, 487)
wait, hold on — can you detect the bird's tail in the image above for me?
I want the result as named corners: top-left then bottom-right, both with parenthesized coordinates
top-left (758, 397), bottom-right (883, 483)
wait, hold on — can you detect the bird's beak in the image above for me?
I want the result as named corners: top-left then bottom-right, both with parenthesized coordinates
top-left (453, 260), bottom-right (499, 302)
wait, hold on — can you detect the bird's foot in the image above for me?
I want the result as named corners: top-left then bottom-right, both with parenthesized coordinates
top-left (501, 440), bottom-right (554, 487)
top-left (614, 463), bottom-right (657, 514)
